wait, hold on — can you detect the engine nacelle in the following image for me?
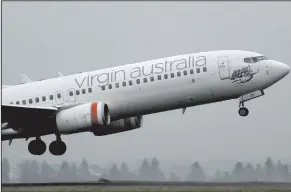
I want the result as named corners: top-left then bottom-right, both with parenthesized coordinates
top-left (93, 115), bottom-right (143, 136)
top-left (56, 102), bottom-right (110, 134)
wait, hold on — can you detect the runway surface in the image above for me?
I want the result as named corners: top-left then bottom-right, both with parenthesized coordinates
top-left (2, 181), bottom-right (291, 192)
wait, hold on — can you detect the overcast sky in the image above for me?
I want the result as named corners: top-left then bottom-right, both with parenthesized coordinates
top-left (2, 1), bottom-right (291, 173)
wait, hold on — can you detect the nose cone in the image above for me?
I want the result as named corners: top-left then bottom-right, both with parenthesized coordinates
top-left (269, 61), bottom-right (290, 81)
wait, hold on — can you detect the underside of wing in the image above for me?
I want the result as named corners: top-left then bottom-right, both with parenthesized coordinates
top-left (1, 104), bottom-right (58, 124)
top-left (1, 104), bottom-right (59, 140)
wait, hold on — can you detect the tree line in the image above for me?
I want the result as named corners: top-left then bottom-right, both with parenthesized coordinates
top-left (2, 156), bottom-right (290, 183)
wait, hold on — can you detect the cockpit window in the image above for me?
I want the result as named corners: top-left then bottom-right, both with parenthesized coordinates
top-left (244, 58), bottom-right (253, 63)
top-left (244, 56), bottom-right (268, 63)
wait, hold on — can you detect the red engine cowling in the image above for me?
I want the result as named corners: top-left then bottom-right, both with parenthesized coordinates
top-left (93, 115), bottom-right (143, 136)
top-left (56, 102), bottom-right (110, 134)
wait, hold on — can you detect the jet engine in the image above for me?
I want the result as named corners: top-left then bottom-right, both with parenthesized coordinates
top-left (56, 102), bottom-right (110, 134)
top-left (93, 115), bottom-right (143, 136)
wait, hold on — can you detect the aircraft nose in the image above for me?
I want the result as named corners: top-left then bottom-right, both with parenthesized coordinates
top-left (276, 61), bottom-right (290, 76)
top-left (268, 60), bottom-right (290, 82)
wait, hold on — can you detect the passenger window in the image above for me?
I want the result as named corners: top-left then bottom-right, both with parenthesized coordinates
top-left (157, 75), bottom-right (162, 80)
top-left (29, 99), bottom-right (33, 104)
top-left (16, 101), bottom-right (20, 105)
top-left (136, 79), bottom-right (140, 84)
top-left (183, 70), bottom-right (187, 76)
top-left (116, 83), bottom-right (119, 88)
top-left (57, 93), bottom-right (61, 99)
top-left (196, 68), bottom-right (200, 73)
top-left (164, 74), bottom-right (168, 79)
top-left (22, 100), bottom-right (26, 105)
top-left (143, 78), bottom-right (148, 83)
top-left (190, 69), bottom-right (194, 74)
top-left (122, 82), bottom-right (127, 87)
top-left (69, 91), bottom-right (73, 96)
top-left (101, 86), bottom-right (105, 90)
top-left (177, 71), bottom-right (181, 77)
top-left (108, 84), bottom-right (112, 89)
top-left (150, 76), bottom-right (154, 82)
top-left (50, 95), bottom-right (53, 100)
top-left (88, 88), bottom-right (92, 93)
top-left (203, 67), bottom-right (207, 72)
top-left (170, 73), bottom-right (175, 78)
top-left (9, 102), bottom-right (13, 104)
top-left (42, 96), bottom-right (46, 101)
top-left (82, 89), bottom-right (86, 94)
top-left (76, 90), bottom-right (80, 95)
top-left (35, 97), bottom-right (39, 103)
top-left (129, 80), bottom-right (133, 86)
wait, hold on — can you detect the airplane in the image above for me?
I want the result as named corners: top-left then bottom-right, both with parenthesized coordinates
top-left (1, 50), bottom-right (290, 156)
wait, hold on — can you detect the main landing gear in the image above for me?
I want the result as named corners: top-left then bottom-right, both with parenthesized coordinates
top-left (49, 135), bottom-right (67, 156)
top-left (28, 137), bottom-right (46, 155)
top-left (28, 134), bottom-right (67, 156)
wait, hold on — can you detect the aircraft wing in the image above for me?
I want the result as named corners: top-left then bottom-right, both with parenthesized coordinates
top-left (2, 104), bottom-right (58, 124)
top-left (1, 104), bottom-right (59, 141)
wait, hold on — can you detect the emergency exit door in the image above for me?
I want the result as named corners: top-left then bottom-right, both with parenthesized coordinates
top-left (218, 56), bottom-right (230, 80)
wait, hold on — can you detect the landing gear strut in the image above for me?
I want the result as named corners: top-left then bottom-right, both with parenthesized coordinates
top-left (49, 134), bottom-right (67, 156)
top-left (28, 137), bottom-right (46, 155)
top-left (238, 101), bottom-right (249, 117)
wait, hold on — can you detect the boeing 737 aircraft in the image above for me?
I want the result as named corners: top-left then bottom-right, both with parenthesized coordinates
top-left (1, 50), bottom-right (290, 156)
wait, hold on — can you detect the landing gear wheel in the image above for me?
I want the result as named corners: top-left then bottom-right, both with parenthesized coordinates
top-left (49, 140), bottom-right (67, 156)
top-left (28, 139), bottom-right (46, 155)
top-left (238, 107), bottom-right (249, 117)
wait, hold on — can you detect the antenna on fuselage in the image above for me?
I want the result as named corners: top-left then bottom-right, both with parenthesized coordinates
top-left (58, 72), bottom-right (64, 77)
top-left (182, 107), bottom-right (187, 114)
top-left (20, 74), bottom-right (32, 84)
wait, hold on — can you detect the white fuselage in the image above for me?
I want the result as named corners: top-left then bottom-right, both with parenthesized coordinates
top-left (2, 50), bottom-right (289, 123)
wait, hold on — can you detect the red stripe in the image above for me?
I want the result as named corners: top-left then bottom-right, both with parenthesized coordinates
top-left (91, 102), bottom-right (98, 124)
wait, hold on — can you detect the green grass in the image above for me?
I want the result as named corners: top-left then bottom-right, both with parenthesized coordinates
top-left (2, 186), bottom-right (291, 192)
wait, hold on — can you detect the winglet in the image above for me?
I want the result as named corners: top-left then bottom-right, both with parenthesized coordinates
top-left (58, 72), bottom-right (63, 77)
top-left (9, 139), bottom-right (13, 146)
top-left (20, 74), bottom-right (32, 84)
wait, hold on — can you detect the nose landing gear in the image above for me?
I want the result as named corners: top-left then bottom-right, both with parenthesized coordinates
top-left (237, 90), bottom-right (264, 117)
top-left (238, 102), bottom-right (249, 117)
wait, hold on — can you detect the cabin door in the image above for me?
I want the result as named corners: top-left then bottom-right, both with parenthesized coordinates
top-left (218, 56), bottom-right (230, 80)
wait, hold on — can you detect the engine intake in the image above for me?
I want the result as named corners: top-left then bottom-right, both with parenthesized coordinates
top-left (93, 115), bottom-right (143, 136)
top-left (56, 102), bottom-right (110, 134)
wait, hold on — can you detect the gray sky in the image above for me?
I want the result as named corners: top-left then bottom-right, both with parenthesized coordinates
top-left (2, 1), bottom-right (291, 173)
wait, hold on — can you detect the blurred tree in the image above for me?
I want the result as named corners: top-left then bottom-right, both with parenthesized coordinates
top-left (108, 163), bottom-right (120, 180)
top-left (28, 160), bottom-right (40, 183)
top-left (264, 157), bottom-right (275, 181)
top-left (138, 158), bottom-right (150, 181)
top-left (78, 158), bottom-right (92, 181)
top-left (214, 168), bottom-right (222, 181)
top-left (244, 163), bottom-right (256, 181)
top-left (70, 162), bottom-right (78, 181)
top-left (58, 160), bottom-right (71, 181)
top-left (168, 172), bottom-right (180, 181)
top-left (255, 163), bottom-right (263, 181)
top-left (233, 161), bottom-right (244, 181)
top-left (150, 157), bottom-right (165, 181)
top-left (120, 162), bottom-right (134, 181)
top-left (39, 161), bottom-right (55, 182)
top-left (187, 161), bottom-right (206, 181)
top-left (1, 158), bottom-right (10, 183)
